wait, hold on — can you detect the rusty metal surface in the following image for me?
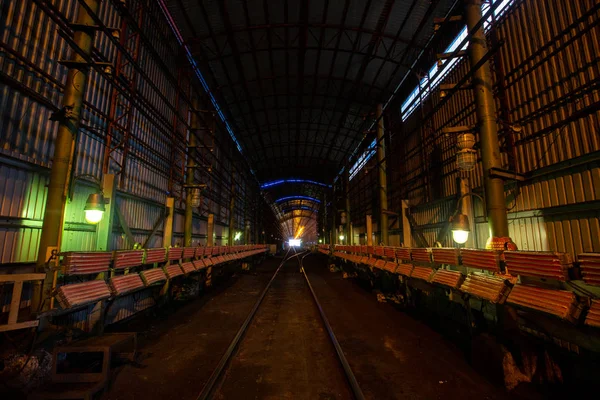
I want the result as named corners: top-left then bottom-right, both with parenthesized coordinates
top-left (109, 274), bottom-right (145, 296)
top-left (578, 253), bottom-right (600, 286)
top-left (431, 269), bottom-right (464, 289)
top-left (180, 261), bottom-right (196, 274)
top-left (114, 250), bottom-right (144, 270)
top-left (459, 273), bottom-right (511, 303)
top-left (460, 249), bottom-right (503, 273)
top-left (504, 251), bottom-right (573, 281)
top-left (167, 247), bottom-right (184, 261)
top-left (56, 280), bottom-right (111, 309)
top-left (431, 248), bottom-right (460, 265)
top-left (61, 251), bottom-right (113, 275)
top-left (164, 264), bottom-right (184, 279)
top-left (395, 248), bottom-right (411, 262)
top-left (182, 247), bottom-right (196, 259)
top-left (144, 248), bottom-right (167, 264)
top-left (411, 248), bottom-right (432, 264)
top-left (585, 299), bottom-right (600, 328)
top-left (374, 259), bottom-right (387, 270)
top-left (396, 263), bottom-right (414, 277)
top-left (507, 284), bottom-right (579, 321)
top-left (140, 268), bottom-right (167, 286)
top-left (410, 266), bottom-right (434, 282)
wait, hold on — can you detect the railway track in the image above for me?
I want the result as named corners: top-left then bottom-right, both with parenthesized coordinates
top-left (196, 247), bottom-right (365, 400)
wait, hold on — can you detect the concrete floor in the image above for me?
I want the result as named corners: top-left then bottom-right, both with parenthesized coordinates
top-left (103, 255), bottom-right (507, 399)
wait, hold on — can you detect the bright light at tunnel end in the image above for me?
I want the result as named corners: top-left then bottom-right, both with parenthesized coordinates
top-left (288, 239), bottom-right (302, 247)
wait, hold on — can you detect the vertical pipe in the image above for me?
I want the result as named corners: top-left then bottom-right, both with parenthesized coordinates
top-left (376, 104), bottom-right (389, 245)
top-left (244, 220), bottom-right (251, 245)
top-left (184, 97), bottom-right (199, 247)
top-left (162, 197), bottom-right (175, 248)
top-left (465, 0), bottom-right (509, 242)
top-left (34, 0), bottom-right (100, 311)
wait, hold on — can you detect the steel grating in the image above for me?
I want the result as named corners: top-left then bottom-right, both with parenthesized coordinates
top-left (56, 280), bottom-right (111, 309)
top-left (61, 252), bottom-right (113, 275)
top-left (140, 268), bottom-right (167, 286)
top-left (411, 248), bottom-right (432, 264)
top-left (578, 253), bottom-right (600, 286)
top-left (144, 248), bottom-right (167, 264)
top-left (431, 269), bottom-right (464, 289)
top-left (396, 263), bottom-right (414, 277)
top-left (507, 284), bottom-right (579, 321)
top-left (460, 249), bottom-right (503, 273)
top-left (109, 274), bottom-right (144, 296)
top-left (459, 273), bottom-right (510, 303)
top-left (114, 250), bottom-right (144, 270)
top-left (504, 251), bottom-right (573, 281)
top-left (431, 248), bottom-right (460, 265)
top-left (411, 266), bottom-right (434, 282)
top-left (585, 299), bottom-right (600, 328)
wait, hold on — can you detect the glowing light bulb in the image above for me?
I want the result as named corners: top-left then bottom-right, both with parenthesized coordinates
top-left (85, 209), bottom-right (104, 224)
top-left (452, 229), bottom-right (469, 244)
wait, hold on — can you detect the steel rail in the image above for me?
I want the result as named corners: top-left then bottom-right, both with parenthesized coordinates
top-left (299, 252), bottom-right (366, 400)
top-left (196, 247), bottom-right (307, 400)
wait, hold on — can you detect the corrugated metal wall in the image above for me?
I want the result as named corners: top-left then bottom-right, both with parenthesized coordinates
top-left (349, 0), bottom-right (600, 257)
top-left (0, 0), bottom-right (261, 264)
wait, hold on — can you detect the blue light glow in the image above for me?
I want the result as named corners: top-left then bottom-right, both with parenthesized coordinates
top-left (261, 179), bottom-right (331, 189)
top-left (157, 0), bottom-right (245, 156)
top-left (275, 196), bottom-right (321, 204)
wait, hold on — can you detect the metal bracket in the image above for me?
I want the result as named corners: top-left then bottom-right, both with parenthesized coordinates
top-left (49, 105), bottom-right (75, 122)
top-left (442, 125), bottom-right (476, 134)
top-left (489, 167), bottom-right (525, 181)
top-left (437, 50), bottom-right (468, 67)
top-left (58, 60), bottom-right (113, 71)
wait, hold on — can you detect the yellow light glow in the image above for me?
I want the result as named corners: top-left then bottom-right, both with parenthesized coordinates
top-left (85, 209), bottom-right (104, 224)
top-left (452, 229), bottom-right (469, 244)
top-left (294, 226), bottom-right (304, 239)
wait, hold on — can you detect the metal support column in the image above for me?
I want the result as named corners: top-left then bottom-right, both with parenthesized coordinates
top-left (206, 213), bottom-right (214, 287)
top-left (245, 220), bottom-right (251, 245)
top-left (366, 215), bottom-right (373, 247)
top-left (34, 0), bottom-right (100, 311)
top-left (344, 169), bottom-right (351, 246)
top-left (184, 97), bottom-right (200, 247)
top-left (401, 200), bottom-right (412, 248)
top-left (459, 175), bottom-right (476, 248)
top-left (162, 197), bottom-right (175, 248)
top-left (376, 104), bottom-right (389, 245)
top-left (228, 178), bottom-right (235, 246)
top-left (465, 0), bottom-right (510, 247)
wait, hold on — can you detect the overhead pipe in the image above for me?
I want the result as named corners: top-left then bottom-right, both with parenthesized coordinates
top-left (33, 0), bottom-right (101, 311)
top-left (184, 96), bottom-right (200, 247)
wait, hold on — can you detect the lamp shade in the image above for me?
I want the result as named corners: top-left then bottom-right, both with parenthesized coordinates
top-left (450, 213), bottom-right (470, 244)
top-left (84, 193), bottom-right (106, 224)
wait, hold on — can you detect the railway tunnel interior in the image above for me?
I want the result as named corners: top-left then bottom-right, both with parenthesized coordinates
top-left (1, 0), bottom-right (600, 399)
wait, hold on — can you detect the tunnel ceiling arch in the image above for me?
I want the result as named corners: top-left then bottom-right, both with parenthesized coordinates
top-left (163, 0), bottom-right (457, 184)
top-left (163, 0), bottom-right (459, 238)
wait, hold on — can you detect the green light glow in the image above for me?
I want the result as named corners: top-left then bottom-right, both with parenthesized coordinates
top-left (85, 209), bottom-right (104, 224)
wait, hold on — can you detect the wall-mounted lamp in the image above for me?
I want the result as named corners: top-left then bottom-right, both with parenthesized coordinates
top-left (450, 213), bottom-right (470, 244)
top-left (339, 234), bottom-right (345, 241)
top-left (84, 193), bottom-right (106, 224)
